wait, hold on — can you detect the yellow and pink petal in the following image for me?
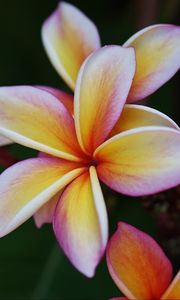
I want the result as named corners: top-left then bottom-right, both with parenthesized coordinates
top-left (53, 167), bottom-right (108, 277)
top-left (74, 45), bottom-right (136, 154)
top-left (0, 136), bottom-right (12, 146)
top-left (95, 126), bottom-right (180, 196)
top-left (42, 1), bottom-right (101, 90)
top-left (34, 191), bottom-right (62, 228)
top-left (37, 86), bottom-right (74, 115)
top-left (109, 104), bottom-right (179, 137)
top-left (123, 24), bottom-right (180, 102)
top-left (0, 86), bottom-right (84, 161)
top-left (161, 270), bottom-right (180, 300)
top-left (0, 157), bottom-right (85, 236)
top-left (107, 222), bottom-right (173, 300)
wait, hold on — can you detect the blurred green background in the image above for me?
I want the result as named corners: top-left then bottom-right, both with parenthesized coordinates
top-left (0, 0), bottom-right (179, 299)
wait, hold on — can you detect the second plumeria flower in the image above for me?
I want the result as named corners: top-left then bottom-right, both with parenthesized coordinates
top-left (107, 222), bottom-right (180, 299)
top-left (0, 46), bottom-right (180, 277)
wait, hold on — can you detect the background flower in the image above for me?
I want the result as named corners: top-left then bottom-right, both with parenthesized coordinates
top-left (107, 222), bottom-right (180, 300)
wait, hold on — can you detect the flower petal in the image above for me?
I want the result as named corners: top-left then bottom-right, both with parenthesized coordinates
top-left (53, 166), bottom-right (108, 277)
top-left (95, 127), bottom-right (180, 196)
top-left (110, 104), bottom-right (179, 137)
top-left (0, 157), bottom-right (85, 236)
top-left (0, 86), bottom-right (84, 162)
top-left (37, 86), bottom-right (73, 115)
top-left (74, 46), bottom-right (136, 154)
top-left (0, 136), bottom-right (12, 146)
top-left (42, 1), bottom-right (101, 90)
top-left (107, 222), bottom-right (173, 300)
top-left (34, 191), bottom-right (62, 228)
top-left (123, 24), bottom-right (180, 102)
top-left (161, 270), bottom-right (180, 300)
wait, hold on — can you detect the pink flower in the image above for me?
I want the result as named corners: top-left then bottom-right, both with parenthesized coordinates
top-left (107, 222), bottom-right (180, 300)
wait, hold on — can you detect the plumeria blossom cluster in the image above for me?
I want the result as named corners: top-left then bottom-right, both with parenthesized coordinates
top-left (107, 223), bottom-right (180, 300)
top-left (0, 1), bottom-right (180, 281)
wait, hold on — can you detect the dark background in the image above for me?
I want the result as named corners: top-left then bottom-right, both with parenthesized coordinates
top-left (0, 0), bottom-right (179, 299)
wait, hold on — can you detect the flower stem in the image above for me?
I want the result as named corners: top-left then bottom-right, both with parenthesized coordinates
top-left (31, 243), bottom-right (62, 300)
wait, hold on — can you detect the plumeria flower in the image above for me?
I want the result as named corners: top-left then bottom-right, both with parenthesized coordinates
top-left (107, 222), bottom-right (180, 300)
top-left (0, 46), bottom-right (180, 277)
